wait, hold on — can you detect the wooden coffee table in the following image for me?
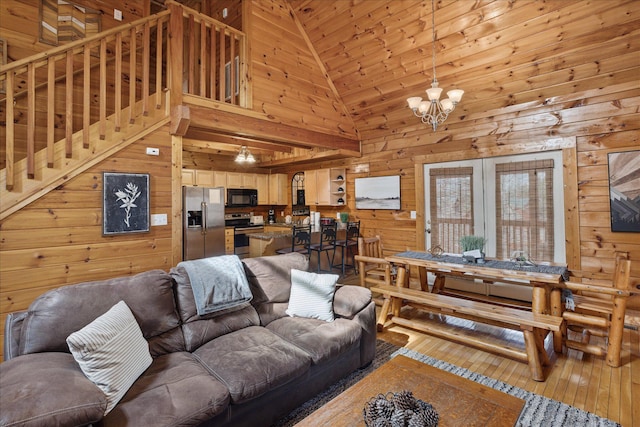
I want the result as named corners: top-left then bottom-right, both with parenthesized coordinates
top-left (296, 355), bottom-right (525, 426)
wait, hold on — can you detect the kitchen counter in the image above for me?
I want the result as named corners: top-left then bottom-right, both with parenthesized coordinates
top-left (247, 231), bottom-right (293, 241)
top-left (248, 229), bottom-right (348, 272)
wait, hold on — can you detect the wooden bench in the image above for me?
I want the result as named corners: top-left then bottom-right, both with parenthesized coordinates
top-left (371, 284), bottom-right (563, 381)
top-left (556, 256), bottom-right (632, 367)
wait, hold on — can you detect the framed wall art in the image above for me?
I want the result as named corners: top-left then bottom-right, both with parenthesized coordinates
top-left (103, 172), bottom-right (150, 235)
top-left (607, 150), bottom-right (639, 232)
top-left (355, 175), bottom-right (401, 210)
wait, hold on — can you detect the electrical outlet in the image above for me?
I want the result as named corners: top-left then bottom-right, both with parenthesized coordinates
top-left (146, 147), bottom-right (159, 156)
top-left (114, 9), bottom-right (123, 21)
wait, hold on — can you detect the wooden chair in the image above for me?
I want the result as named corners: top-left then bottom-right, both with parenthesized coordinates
top-left (354, 236), bottom-right (394, 290)
top-left (275, 224), bottom-right (311, 257)
top-left (308, 222), bottom-right (337, 272)
top-left (331, 220), bottom-right (360, 276)
top-left (561, 254), bottom-right (632, 367)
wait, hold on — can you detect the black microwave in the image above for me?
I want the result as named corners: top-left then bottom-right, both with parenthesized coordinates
top-left (227, 188), bottom-right (258, 207)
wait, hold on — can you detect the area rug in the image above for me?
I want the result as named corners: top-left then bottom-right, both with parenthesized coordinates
top-left (273, 340), bottom-right (620, 427)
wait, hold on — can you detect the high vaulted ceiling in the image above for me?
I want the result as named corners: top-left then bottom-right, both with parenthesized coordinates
top-left (288, 0), bottom-right (638, 140)
top-left (183, 0), bottom-right (639, 166)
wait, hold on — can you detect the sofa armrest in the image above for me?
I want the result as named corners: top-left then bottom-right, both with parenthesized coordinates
top-left (333, 285), bottom-right (372, 319)
top-left (4, 310), bottom-right (27, 361)
top-left (0, 352), bottom-right (107, 426)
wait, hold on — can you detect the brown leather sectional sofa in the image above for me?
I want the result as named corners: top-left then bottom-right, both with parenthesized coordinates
top-left (1, 253), bottom-right (376, 426)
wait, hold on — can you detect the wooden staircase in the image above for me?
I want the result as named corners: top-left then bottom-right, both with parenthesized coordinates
top-left (0, 3), bottom-right (247, 220)
top-left (0, 95), bottom-right (170, 220)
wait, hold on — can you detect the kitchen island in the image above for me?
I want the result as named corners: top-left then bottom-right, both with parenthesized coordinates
top-left (248, 226), bottom-right (348, 272)
top-left (248, 229), bottom-right (293, 258)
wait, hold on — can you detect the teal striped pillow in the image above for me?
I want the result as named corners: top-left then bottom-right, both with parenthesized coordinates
top-left (286, 269), bottom-right (338, 322)
top-left (67, 301), bottom-right (152, 414)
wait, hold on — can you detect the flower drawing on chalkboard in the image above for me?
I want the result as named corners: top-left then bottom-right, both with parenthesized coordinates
top-left (115, 182), bottom-right (141, 228)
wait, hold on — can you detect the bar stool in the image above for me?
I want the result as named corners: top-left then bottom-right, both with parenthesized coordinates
top-left (332, 221), bottom-right (360, 276)
top-left (308, 222), bottom-right (337, 272)
top-left (275, 224), bottom-right (311, 257)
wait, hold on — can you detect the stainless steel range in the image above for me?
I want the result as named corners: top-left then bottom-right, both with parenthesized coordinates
top-left (224, 213), bottom-right (264, 257)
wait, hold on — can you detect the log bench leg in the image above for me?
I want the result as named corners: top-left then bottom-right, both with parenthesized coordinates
top-left (522, 328), bottom-right (545, 381)
top-left (550, 287), bottom-right (564, 353)
top-left (377, 296), bottom-right (392, 332)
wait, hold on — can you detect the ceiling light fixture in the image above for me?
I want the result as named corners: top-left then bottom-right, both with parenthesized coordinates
top-left (406, 0), bottom-right (464, 131)
top-left (234, 146), bottom-right (255, 163)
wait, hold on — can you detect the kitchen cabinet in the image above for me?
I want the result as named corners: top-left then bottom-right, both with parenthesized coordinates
top-left (213, 171), bottom-right (227, 188)
top-left (182, 169), bottom-right (214, 187)
top-left (268, 173), bottom-right (288, 205)
top-left (226, 172), bottom-right (257, 189)
top-left (304, 169), bottom-right (330, 206)
top-left (226, 172), bottom-right (243, 188)
top-left (304, 168), bottom-right (345, 206)
top-left (256, 174), bottom-right (269, 205)
top-left (224, 228), bottom-right (234, 255)
top-left (183, 169), bottom-right (275, 205)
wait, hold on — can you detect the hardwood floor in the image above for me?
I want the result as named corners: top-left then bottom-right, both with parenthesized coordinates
top-left (339, 272), bottom-right (639, 427)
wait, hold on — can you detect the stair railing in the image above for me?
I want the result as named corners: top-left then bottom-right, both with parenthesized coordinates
top-left (0, 3), bottom-right (247, 199)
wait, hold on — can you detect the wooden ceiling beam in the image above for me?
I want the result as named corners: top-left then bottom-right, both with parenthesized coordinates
top-left (182, 138), bottom-right (282, 155)
top-left (187, 104), bottom-right (361, 152)
top-left (258, 148), bottom-right (361, 167)
top-left (183, 127), bottom-right (295, 153)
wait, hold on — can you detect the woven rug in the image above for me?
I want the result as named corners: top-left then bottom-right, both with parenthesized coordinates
top-left (272, 340), bottom-right (620, 427)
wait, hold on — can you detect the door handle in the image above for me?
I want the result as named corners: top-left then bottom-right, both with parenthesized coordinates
top-left (201, 202), bottom-right (207, 235)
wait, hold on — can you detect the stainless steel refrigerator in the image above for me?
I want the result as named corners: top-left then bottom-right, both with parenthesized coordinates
top-left (183, 186), bottom-right (225, 260)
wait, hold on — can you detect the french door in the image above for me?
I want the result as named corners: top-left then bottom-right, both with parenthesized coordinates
top-left (423, 151), bottom-right (565, 300)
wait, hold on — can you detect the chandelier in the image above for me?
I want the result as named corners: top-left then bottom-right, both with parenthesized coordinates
top-left (234, 146), bottom-right (255, 163)
top-left (406, 0), bottom-right (463, 131)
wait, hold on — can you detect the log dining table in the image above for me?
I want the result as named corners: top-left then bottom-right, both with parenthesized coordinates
top-left (382, 251), bottom-right (570, 369)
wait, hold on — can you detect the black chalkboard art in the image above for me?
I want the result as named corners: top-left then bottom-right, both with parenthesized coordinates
top-left (103, 172), bottom-right (150, 235)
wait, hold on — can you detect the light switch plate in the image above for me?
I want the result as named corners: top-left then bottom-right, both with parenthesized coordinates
top-left (151, 214), bottom-right (167, 226)
top-left (410, 210), bottom-right (416, 219)
top-left (146, 147), bottom-right (159, 156)
top-left (114, 9), bottom-right (123, 21)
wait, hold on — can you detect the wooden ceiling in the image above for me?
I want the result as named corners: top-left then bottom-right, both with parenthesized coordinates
top-left (183, 0), bottom-right (640, 165)
top-left (287, 0), bottom-right (639, 140)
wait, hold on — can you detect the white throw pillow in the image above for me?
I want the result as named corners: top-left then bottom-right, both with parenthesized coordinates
top-left (66, 300), bottom-right (152, 415)
top-left (286, 269), bottom-right (339, 322)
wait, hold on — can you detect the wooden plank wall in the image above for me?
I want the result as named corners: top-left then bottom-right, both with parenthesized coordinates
top-left (276, 0), bottom-right (640, 303)
top-left (0, 127), bottom-right (174, 357)
top-left (0, 0), bottom-right (638, 361)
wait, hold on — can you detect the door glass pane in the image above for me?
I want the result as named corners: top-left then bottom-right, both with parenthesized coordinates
top-left (495, 160), bottom-right (554, 262)
top-left (430, 167), bottom-right (474, 253)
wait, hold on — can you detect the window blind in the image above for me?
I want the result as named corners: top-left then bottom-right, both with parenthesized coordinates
top-left (429, 167), bottom-right (474, 253)
top-left (495, 159), bottom-right (554, 262)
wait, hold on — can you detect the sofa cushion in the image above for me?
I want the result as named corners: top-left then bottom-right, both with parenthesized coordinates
top-left (194, 326), bottom-right (311, 404)
top-left (0, 352), bottom-right (107, 427)
top-left (67, 301), bottom-right (152, 415)
top-left (266, 317), bottom-right (361, 364)
top-left (20, 270), bottom-right (182, 355)
top-left (286, 269), bottom-right (338, 322)
top-left (102, 352), bottom-right (230, 427)
top-left (171, 264), bottom-right (261, 351)
top-left (243, 253), bottom-right (309, 304)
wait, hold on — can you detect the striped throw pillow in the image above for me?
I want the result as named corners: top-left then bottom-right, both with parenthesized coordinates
top-left (286, 269), bottom-right (338, 322)
top-left (67, 301), bottom-right (152, 414)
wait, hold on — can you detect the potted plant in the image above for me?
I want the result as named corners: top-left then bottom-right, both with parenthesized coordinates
top-left (459, 235), bottom-right (486, 263)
